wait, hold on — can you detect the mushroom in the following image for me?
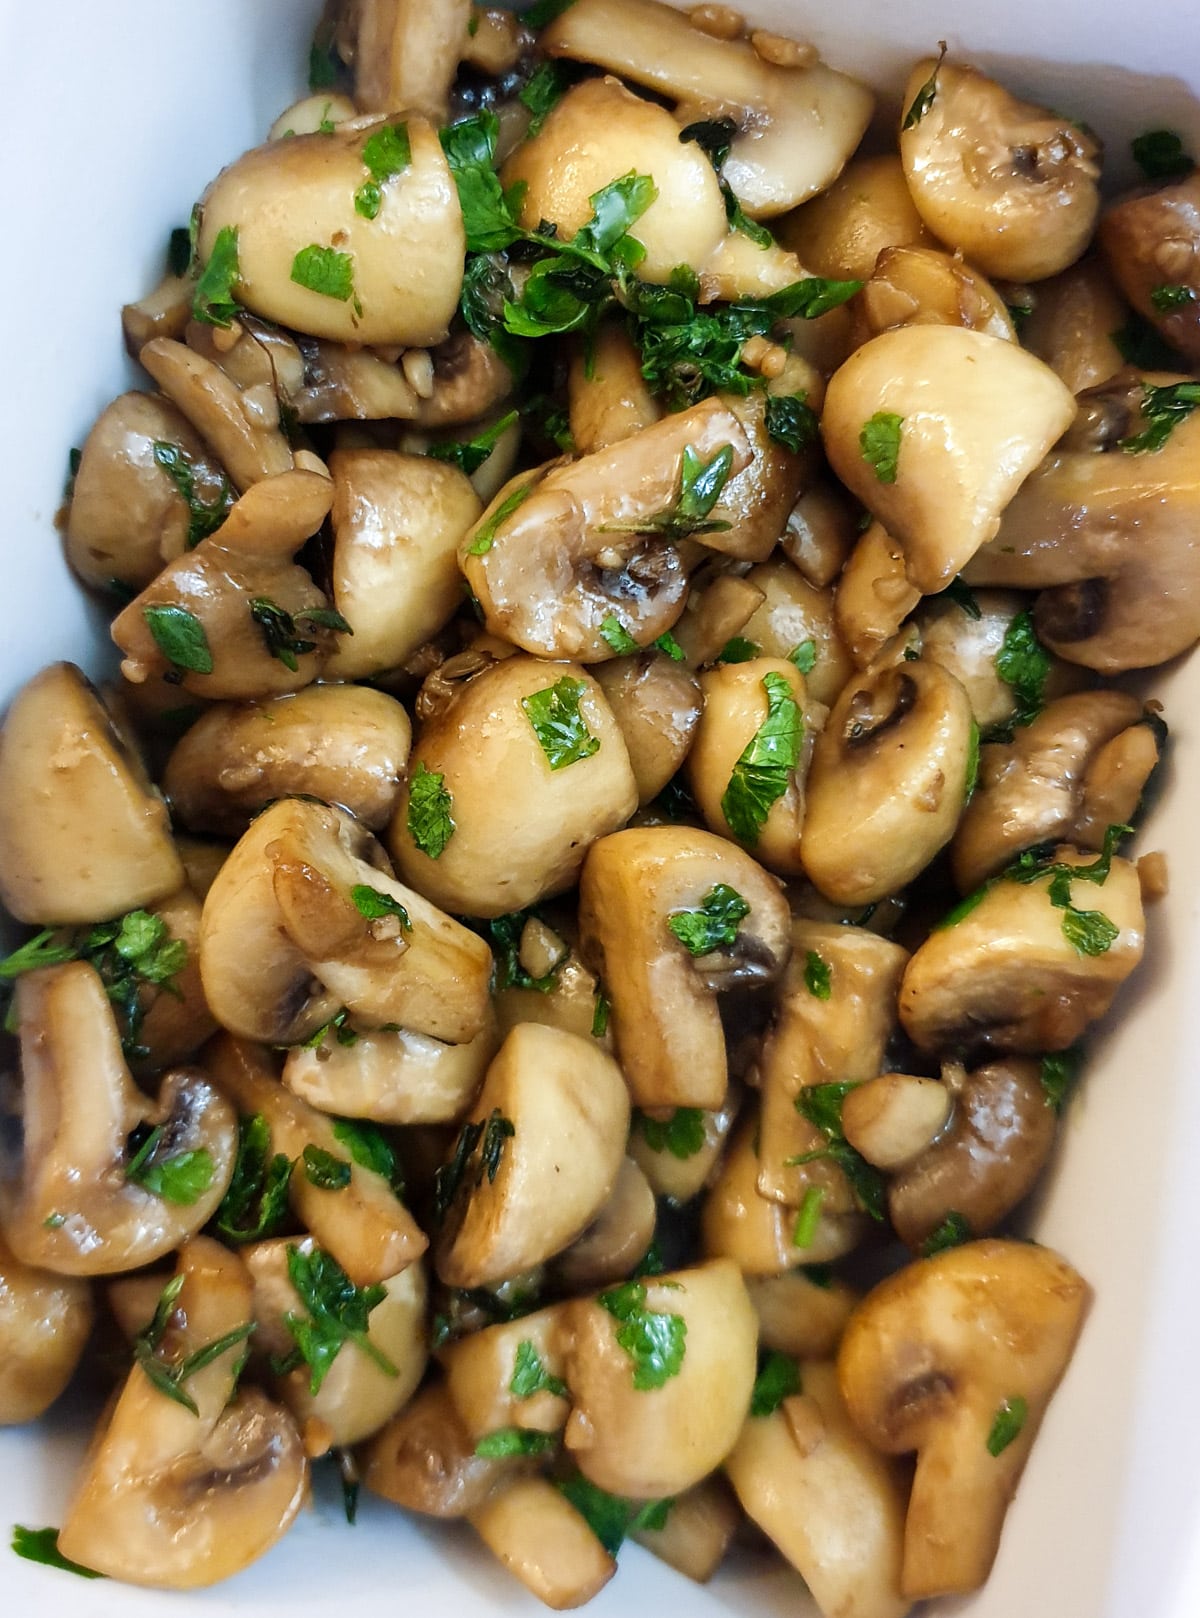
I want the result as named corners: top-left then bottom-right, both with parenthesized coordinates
top-left (695, 230), bottom-right (816, 306)
top-left (628, 1087), bottom-right (739, 1205)
top-left (820, 326), bottom-right (1076, 594)
top-left (700, 391), bottom-right (811, 565)
top-left (578, 825), bottom-right (791, 1110)
top-left (551, 1157), bottom-right (658, 1290)
top-left (777, 153), bottom-right (934, 282)
top-left (111, 469), bottom-right (340, 702)
top-left (963, 373), bottom-right (1200, 672)
top-left (898, 57), bottom-right (1101, 282)
top-left (630, 1477), bottom-right (741, 1583)
top-left (387, 656), bottom-right (638, 919)
top-left (0, 1230), bottom-right (93, 1424)
top-left (323, 448), bottom-right (482, 679)
top-left (593, 653), bottom-right (704, 805)
top-left (65, 392), bottom-right (232, 592)
top-left (205, 1034), bottom-right (427, 1286)
top-left (131, 886), bottom-right (219, 1075)
top-left (1099, 171), bottom-right (1200, 363)
top-left (898, 843), bottom-right (1146, 1056)
top-left (330, 0), bottom-right (471, 124)
top-left (439, 1302), bottom-right (570, 1443)
top-left (951, 691), bottom-right (1155, 892)
top-left (0, 963), bottom-right (237, 1275)
top-left (669, 573), bottom-right (766, 668)
top-left (542, 0), bottom-right (874, 219)
top-left (568, 320), bottom-right (663, 456)
top-left (500, 76), bottom-right (728, 283)
top-left (493, 938), bottom-right (610, 1047)
top-left (121, 271), bottom-right (193, 353)
top-left (460, 397), bottom-right (752, 662)
top-left (293, 329), bottom-right (513, 427)
top-left (436, 1022), bottom-right (630, 1289)
top-left (200, 797), bottom-right (492, 1044)
top-left (724, 1361), bottom-right (910, 1618)
top-left (361, 1378), bottom-right (521, 1517)
top-left (849, 245), bottom-right (1017, 347)
top-left (196, 116), bottom-right (464, 347)
top-left (746, 1268), bottom-right (860, 1361)
top-left (740, 556), bottom-right (854, 707)
top-left (58, 1237), bottom-right (307, 1587)
top-left (834, 521), bottom-right (921, 670)
top-left (0, 662), bottom-right (183, 924)
top-left (283, 1013), bottom-right (498, 1124)
top-left (1020, 254), bottom-right (1128, 393)
top-left (837, 1238), bottom-right (1090, 1599)
top-left (780, 478), bottom-right (861, 589)
top-left (182, 313), bottom-right (307, 425)
top-left (164, 683), bottom-right (412, 836)
top-left (560, 1257), bottom-right (758, 1497)
top-left (468, 1474), bottom-right (618, 1609)
top-left (801, 660), bottom-right (977, 906)
top-left (268, 91), bottom-right (358, 139)
top-left (840, 1075), bottom-right (953, 1173)
top-left (887, 1059), bottom-right (1057, 1250)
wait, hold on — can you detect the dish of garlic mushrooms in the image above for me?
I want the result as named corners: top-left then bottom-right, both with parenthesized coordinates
top-left (3, 0), bottom-right (1197, 1611)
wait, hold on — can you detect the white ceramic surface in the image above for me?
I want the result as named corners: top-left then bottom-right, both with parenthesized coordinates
top-left (2, 3), bottom-right (1200, 1615)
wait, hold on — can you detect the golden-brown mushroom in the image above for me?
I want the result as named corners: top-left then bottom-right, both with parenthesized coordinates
top-left (592, 653), bottom-right (704, 805)
top-left (849, 245), bottom-right (1017, 347)
top-left (551, 1157), bottom-right (658, 1291)
top-left (360, 1378), bottom-right (520, 1517)
top-left (334, 0), bottom-right (472, 123)
top-left (0, 1231), bottom-right (93, 1424)
top-left (568, 319), bottom-right (663, 456)
top-left (747, 1268), bottom-right (860, 1360)
top-left (283, 1013), bottom-right (498, 1125)
top-left (1099, 171), bottom-right (1200, 363)
top-left (777, 153), bottom-right (934, 282)
top-left (630, 1477), bottom-right (741, 1583)
top-left (740, 556), bottom-right (854, 707)
top-left (1020, 254), bottom-right (1128, 393)
top-left (439, 1303), bottom-right (570, 1443)
top-left (628, 1088), bottom-right (739, 1205)
top-left (834, 521), bottom-right (922, 670)
top-left (468, 1474), bottom-right (618, 1609)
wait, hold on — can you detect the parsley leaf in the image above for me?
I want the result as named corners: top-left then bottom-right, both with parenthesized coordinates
top-left (598, 1280), bottom-right (687, 1390)
top-left (192, 224), bottom-right (241, 328)
top-left (765, 392), bottom-right (819, 453)
top-left (1111, 312), bottom-right (1188, 369)
top-left (332, 1118), bottom-right (405, 1199)
top-left (902, 42), bottom-right (948, 130)
top-left (474, 1427), bottom-right (557, 1457)
top-left (1131, 128), bottom-right (1196, 180)
top-left (678, 117), bottom-right (736, 169)
top-left (1002, 824), bottom-right (1129, 954)
top-left (309, 36), bottom-right (340, 90)
top-left (557, 1474), bottom-right (672, 1555)
top-left (522, 676), bottom-right (601, 769)
top-left (354, 121), bottom-right (412, 219)
top-left (0, 929), bottom-right (80, 978)
top-left (524, 0), bottom-right (580, 23)
top-left (995, 609), bottom-right (1051, 727)
top-left (792, 1185), bottom-right (825, 1248)
top-left (249, 597), bottom-right (349, 671)
top-left (441, 112), bottom-right (524, 254)
top-left (473, 910), bottom-right (567, 994)
top-left (1060, 906), bottom-right (1120, 955)
top-left (405, 762), bottom-right (455, 859)
top-left (720, 671), bottom-right (803, 845)
top-left (133, 1274), bottom-right (255, 1415)
top-left (718, 636), bottom-right (760, 664)
top-left (291, 243), bottom-right (358, 306)
top-left (1121, 381), bottom-right (1200, 453)
top-left (510, 1339), bottom-right (568, 1400)
top-left (636, 1107), bottom-right (706, 1158)
top-left (750, 1352), bottom-right (801, 1416)
top-left (965, 717), bottom-right (981, 802)
top-left (599, 615), bottom-right (640, 655)
top-left (433, 1108), bottom-right (515, 1223)
top-left (1150, 284), bottom-right (1197, 312)
top-left (793, 1082), bottom-right (886, 1222)
top-left (125, 1129), bottom-right (214, 1206)
top-left (302, 1144), bottom-right (351, 1191)
top-left (467, 479), bottom-right (535, 555)
top-left (1040, 1049), bottom-right (1080, 1113)
top-left (860, 411), bottom-right (904, 483)
top-left (214, 1114), bottom-right (293, 1243)
top-left (519, 61), bottom-right (571, 137)
top-left (789, 637), bottom-right (816, 672)
top-left (920, 1210), bottom-right (973, 1256)
top-left (654, 630), bottom-right (685, 661)
top-left (143, 604), bottom-right (214, 675)
top-left (11, 1527), bottom-right (104, 1579)
top-left (152, 442), bottom-right (233, 547)
top-left (350, 884), bottom-right (411, 927)
top-left (427, 408), bottom-right (519, 475)
top-left (667, 883), bottom-right (750, 955)
top-left (986, 1395), bottom-right (1028, 1457)
top-left (591, 990), bottom-right (610, 1038)
top-left (303, 1007), bottom-right (359, 1050)
top-left (803, 950), bottom-right (832, 1000)
top-left (933, 576), bottom-right (982, 620)
top-left (279, 1244), bottom-right (396, 1394)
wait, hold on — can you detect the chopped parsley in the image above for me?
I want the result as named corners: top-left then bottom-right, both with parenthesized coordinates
top-left (427, 408), bottom-right (519, 475)
top-left (143, 604), bottom-right (214, 676)
top-left (308, 34), bottom-right (340, 90)
top-left (332, 1118), bottom-right (405, 1199)
top-left (1111, 312), bottom-right (1188, 369)
top-left (304, 1008), bottom-right (359, 1050)
top-left (192, 224), bottom-right (241, 328)
top-left (860, 412), bottom-right (903, 484)
top-left (248, 596), bottom-right (350, 671)
top-left (635, 1107), bottom-right (706, 1159)
top-left (125, 1128), bottom-right (215, 1206)
top-left (10, 1527), bottom-right (104, 1580)
top-left (518, 61), bottom-right (570, 137)
top-left (524, 0), bottom-right (581, 24)
top-left (349, 884), bottom-right (411, 927)
top-left (592, 990), bottom-right (610, 1038)
top-left (291, 244), bottom-right (358, 306)
top-left (965, 718), bottom-right (981, 802)
top-left (1120, 381), bottom-right (1200, 454)
top-left (510, 1339), bottom-right (568, 1400)
top-left (719, 636), bottom-right (760, 664)
top-left (792, 1185), bottom-right (825, 1248)
top-left (1150, 284), bottom-right (1197, 312)
top-left (920, 1211), bottom-right (973, 1256)
top-left (522, 676), bottom-right (601, 769)
top-left (803, 950), bottom-right (832, 1000)
top-left (986, 1395), bottom-right (1029, 1457)
top-left (720, 671), bottom-right (803, 845)
top-left (599, 615), bottom-right (640, 655)
top-left (133, 1274), bottom-right (255, 1415)
top-left (556, 1474), bottom-right (671, 1555)
top-left (1004, 824), bottom-right (1130, 955)
top-left (151, 442), bottom-right (233, 547)
top-left (679, 115), bottom-right (773, 248)
top-left (792, 1082), bottom-right (886, 1222)
top-left (1040, 1049), bottom-right (1080, 1113)
top-left (994, 610), bottom-right (1051, 729)
top-left (474, 1427), bottom-right (557, 1458)
top-left (750, 1352), bottom-right (801, 1417)
top-left (354, 121), bottom-right (411, 219)
top-left (466, 479), bottom-right (535, 556)
top-left (474, 910), bottom-right (567, 994)
top-left (764, 392), bottom-right (819, 453)
top-left (598, 1280), bottom-right (687, 1390)
top-left (406, 762), bottom-right (455, 859)
top-left (276, 1244), bottom-right (397, 1394)
top-left (933, 577), bottom-right (982, 620)
top-left (789, 639), bottom-right (817, 674)
top-left (902, 42), bottom-right (948, 130)
top-left (666, 883), bottom-right (750, 956)
top-left (440, 111), bottom-right (528, 254)
top-left (213, 1114), bottom-right (293, 1243)
top-left (598, 441), bottom-right (734, 540)
top-left (302, 1144), bottom-right (351, 1191)
top-left (1131, 128), bottom-right (1195, 181)
top-left (655, 630), bottom-right (686, 661)
top-left (433, 1108), bottom-right (515, 1223)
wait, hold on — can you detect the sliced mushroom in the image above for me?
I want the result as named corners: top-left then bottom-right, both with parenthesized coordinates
top-left (58, 1238), bottom-right (307, 1587)
top-left (200, 797), bottom-right (492, 1044)
top-left (333, 0), bottom-right (471, 123)
top-left (898, 58), bottom-right (1101, 282)
top-left (568, 320), bottom-right (663, 455)
top-left (361, 1378), bottom-right (520, 1517)
top-left (628, 1087), bottom-right (739, 1205)
top-left (388, 656), bottom-right (638, 918)
top-left (205, 1034), bottom-right (427, 1286)
top-left (468, 1474), bottom-right (617, 1609)
top-left (888, 1059), bottom-right (1056, 1250)
top-left (696, 230), bottom-right (814, 306)
top-left (1020, 254), bottom-right (1128, 393)
top-left (837, 1239), bottom-right (1090, 1599)
top-left (747, 1268), bottom-right (860, 1360)
top-left (820, 326), bottom-right (1076, 594)
top-left (551, 1157), bottom-right (658, 1290)
top-left (593, 653), bottom-right (703, 805)
top-left (0, 1230), bottom-right (93, 1424)
top-left (1099, 171), bottom-right (1200, 363)
top-left (740, 556), bottom-right (854, 707)
top-left (578, 825), bottom-right (791, 1109)
top-left (630, 1476), bottom-right (741, 1583)
top-left (460, 397), bottom-right (752, 661)
top-left (898, 844), bottom-right (1146, 1056)
top-left (801, 660), bottom-right (976, 906)
top-left (725, 1362), bottom-right (910, 1618)
top-left (439, 1303), bottom-right (570, 1443)
top-left (0, 963), bottom-right (235, 1275)
top-left (138, 337), bottom-right (294, 491)
top-left (560, 1258), bottom-right (757, 1497)
top-left (0, 662), bottom-right (183, 924)
top-left (778, 153), bottom-right (933, 282)
top-left (543, 0), bottom-right (874, 218)
top-left (951, 691), bottom-right (1153, 892)
top-left (183, 313), bottom-right (307, 427)
top-left (296, 328), bottom-right (513, 428)
top-left (436, 1023), bottom-right (630, 1289)
top-left (283, 1013), bottom-right (498, 1125)
top-left (121, 271), bottom-right (193, 353)
top-left (197, 116), bottom-right (464, 346)
top-left (850, 245), bottom-right (1017, 347)
top-left (835, 521), bottom-right (922, 669)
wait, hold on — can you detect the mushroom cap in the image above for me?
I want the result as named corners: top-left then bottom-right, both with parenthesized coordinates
top-left (0, 1230), bottom-right (93, 1424)
top-left (778, 153), bottom-right (934, 282)
top-left (1099, 171), bottom-right (1200, 363)
top-left (593, 653), bottom-right (703, 805)
top-left (362, 1379), bottom-right (523, 1519)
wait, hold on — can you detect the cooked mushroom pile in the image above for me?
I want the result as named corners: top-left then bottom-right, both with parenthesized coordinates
top-left (2, 1), bottom-right (1193, 1611)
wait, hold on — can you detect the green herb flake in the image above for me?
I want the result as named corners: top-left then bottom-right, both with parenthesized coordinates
top-left (719, 636), bottom-right (760, 664)
top-left (519, 61), bottom-right (570, 137)
top-left (653, 630), bottom-right (685, 661)
top-left (291, 244), bottom-right (357, 304)
top-left (143, 604), bottom-right (214, 676)
top-left (591, 990), bottom-right (610, 1038)
top-left (361, 121), bottom-right (411, 182)
top-left (765, 392), bottom-right (819, 453)
top-left (793, 1082), bottom-right (886, 1223)
top-left (192, 224), bottom-right (241, 328)
top-left (935, 577), bottom-right (983, 620)
top-left (0, 929), bottom-right (78, 978)
top-left (474, 1427), bottom-right (557, 1458)
top-left (214, 1113), bottom-right (293, 1244)
top-left (11, 1527), bottom-right (104, 1580)
top-left (309, 38), bottom-right (340, 90)
top-left (920, 1210), bottom-right (973, 1257)
top-left (995, 609), bottom-right (1051, 727)
top-left (1040, 1049), bottom-right (1080, 1113)
top-left (278, 1244), bottom-right (396, 1394)
top-left (126, 1131), bottom-right (215, 1206)
top-left (600, 442), bottom-right (734, 541)
top-left (467, 479), bottom-right (535, 555)
top-left (406, 762), bottom-right (455, 859)
top-left (427, 408), bottom-right (519, 475)
top-left (433, 1108), bottom-right (515, 1222)
top-left (986, 1395), bottom-right (1029, 1457)
top-left (1060, 905), bottom-right (1120, 956)
top-left (556, 1474), bottom-right (672, 1555)
top-left (522, 676), bottom-right (601, 770)
top-left (151, 442), bottom-right (233, 548)
top-left (636, 1107), bottom-right (706, 1159)
top-left (349, 885), bottom-right (411, 928)
top-left (667, 883), bottom-right (750, 957)
top-left (1121, 381), bottom-right (1200, 454)
top-left (167, 224), bottom-right (192, 277)
top-left (1131, 128), bottom-right (1196, 181)
top-left (302, 1144), bottom-right (351, 1192)
top-left (1150, 284), bottom-right (1197, 312)
top-left (902, 42), bottom-right (948, 130)
top-left (598, 1280), bottom-right (687, 1390)
top-left (803, 950), bottom-right (832, 1000)
top-left (133, 1275), bottom-right (255, 1415)
top-left (1111, 312), bottom-right (1188, 369)
top-left (510, 1339), bottom-right (568, 1400)
top-left (441, 112), bottom-right (524, 255)
top-left (720, 671), bottom-right (803, 845)
top-left (750, 1352), bottom-right (802, 1417)
top-left (965, 718), bottom-right (981, 802)
top-left (304, 1007), bottom-right (359, 1051)
top-left (332, 1118), bottom-right (405, 1199)
top-left (792, 1184), bottom-right (825, 1248)
top-left (860, 411), bottom-right (904, 484)
top-left (789, 639), bottom-right (817, 674)
top-left (599, 614), bottom-right (640, 655)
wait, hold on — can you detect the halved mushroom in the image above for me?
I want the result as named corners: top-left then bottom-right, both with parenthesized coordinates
top-left (630, 1477), bottom-right (741, 1583)
top-left (820, 326), bottom-right (1076, 594)
top-left (840, 1075), bottom-right (953, 1173)
top-left (0, 963), bottom-right (235, 1275)
top-left (439, 1303), bottom-right (570, 1443)
top-left (801, 660), bottom-right (976, 906)
top-left (628, 1087), bottom-right (739, 1205)
top-left (460, 397), bottom-right (752, 662)
top-left (725, 1361), bottom-right (911, 1618)
top-left (205, 1034), bottom-right (427, 1286)
top-left (164, 683), bottom-right (412, 836)
top-left (593, 653), bottom-right (703, 805)
top-left (837, 1238), bottom-right (1090, 1599)
top-left (568, 320), bottom-right (663, 456)
top-left (835, 521), bottom-right (922, 670)
top-left (361, 1378), bottom-right (521, 1517)
top-left (888, 1059), bottom-right (1056, 1250)
top-left (121, 271), bottom-right (193, 352)
top-left (898, 58), bottom-right (1101, 282)
top-left (669, 572), bottom-right (766, 668)
top-left (131, 886), bottom-right (219, 1074)
top-left (780, 478), bottom-right (861, 589)
top-left (468, 1474), bottom-right (617, 1609)
top-left (329, 0), bottom-right (471, 123)
top-left (65, 393), bottom-right (232, 592)
top-left (1099, 171), bottom-right (1200, 363)
top-left (551, 1157), bottom-right (658, 1290)
top-left (777, 153), bottom-right (933, 282)
top-left (951, 692), bottom-right (1155, 892)
top-left (112, 469), bottom-right (339, 701)
top-left (964, 373), bottom-right (1200, 671)
top-left (560, 1257), bottom-right (757, 1497)
top-left (268, 91), bottom-right (358, 139)
top-left (283, 1013), bottom-right (498, 1124)
top-left (58, 1237), bottom-right (307, 1587)
top-left (1020, 254), bottom-right (1128, 393)
top-left (0, 662), bottom-right (183, 924)
top-left (436, 1022), bottom-right (630, 1289)
top-left (197, 116), bottom-right (464, 347)
top-left (578, 825), bottom-right (791, 1109)
top-left (747, 1268), bottom-right (859, 1360)
top-left (740, 556), bottom-right (854, 707)
top-left (388, 656), bottom-right (638, 918)
top-left (0, 1230), bottom-right (93, 1424)
top-left (200, 797), bottom-right (492, 1044)
top-left (701, 391), bottom-right (810, 564)
top-left (850, 245), bottom-right (1017, 348)
top-left (295, 328), bottom-right (513, 427)
top-left (899, 844), bottom-right (1146, 1056)
top-left (696, 230), bottom-right (815, 305)
top-left (543, 0), bottom-right (874, 219)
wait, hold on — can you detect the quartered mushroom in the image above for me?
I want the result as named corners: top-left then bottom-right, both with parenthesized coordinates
top-left (628, 1088), bottom-right (739, 1205)
top-left (361, 1378), bottom-right (522, 1518)
top-left (840, 1074), bottom-right (953, 1173)
top-left (0, 1230), bottom-right (93, 1424)
top-left (739, 556), bottom-right (853, 707)
top-left (58, 1238), bottom-right (307, 1587)
top-left (1099, 170), bottom-right (1200, 363)
top-left (0, 662), bottom-right (183, 925)
top-left (1020, 254), bottom-right (1128, 394)
top-left (669, 573), bottom-right (767, 668)
top-left (837, 1239), bottom-right (1090, 1600)
top-left (630, 1477), bottom-right (741, 1583)
top-left (439, 1302), bottom-right (571, 1444)
top-left (325, 0), bottom-right (473, 123)
top-left (835, 521), bottom-right (922, 670)
top-left (778, 153), bottom-right (934, 282)
top-left (593, 653), bottom-right (703, 805)
top-left (130, 886), bottom-right (219, 1074)
top-left (747, 1268), bottom-right (860, 1361)
top-left (578, 825), bottom-right (791, 1110)
top-left (780, 478), bottom-right (861, 590)
top-left (1, 962), bottom-right (236, 1275)
top-left (268, 91), bottom-right (358, 139)
top-left (567, 320), bottom-right (663, 456)
top-left (849, 245), bottom-right (1017, 347)
top-left (551, 1157), bottom-right (658, 1291)
top-left (283, 1013), bottom-right (498, 1124)
top-left (468, 1474), bottom-right (618, 1609)
top-left (898, 57), bottom-right (1102, 282)
top-left (701, 391), bottom-right (812, 565)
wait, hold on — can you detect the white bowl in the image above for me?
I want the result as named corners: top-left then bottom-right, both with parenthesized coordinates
top-left (3, 2), bottom-right (1200, 1614)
